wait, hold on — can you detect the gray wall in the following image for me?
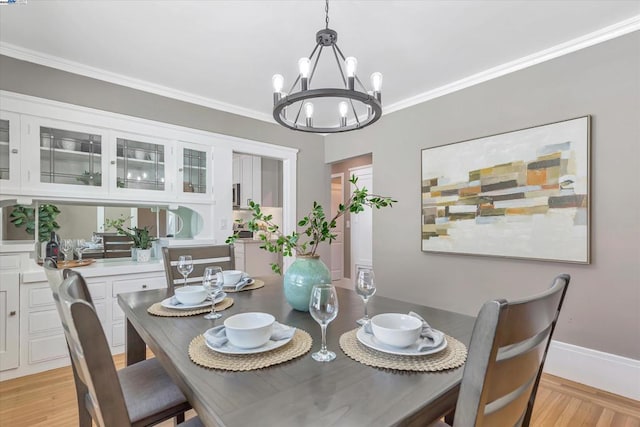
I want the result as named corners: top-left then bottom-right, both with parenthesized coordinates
top-left (0, 55), bottom-right (330, 261)
top-left (325, 33), bottom-right (640, 360)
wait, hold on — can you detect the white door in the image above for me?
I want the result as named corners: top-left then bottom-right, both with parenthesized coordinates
top-left (330, 174), bottom-right (344, 281)
top-left (350, 166), bottom-right (373, 279)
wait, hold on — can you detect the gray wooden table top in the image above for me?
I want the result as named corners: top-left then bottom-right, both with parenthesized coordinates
top-left (118, 277), bottom-right (475, 427)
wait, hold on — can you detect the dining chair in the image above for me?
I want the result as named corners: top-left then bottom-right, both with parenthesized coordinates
top-left (162, 244), bottom-right (235, 291)
top-left (46, 264), bottom-right (201, 427)
top-left (432, 274), bottom-right (570, 427)
top-left (102, 234), bottom-right (134, 258)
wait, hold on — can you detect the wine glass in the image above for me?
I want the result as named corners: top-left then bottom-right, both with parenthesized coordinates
top-left (74, 239), bottom-right (86, 262)
top-left (355, 267), bottom-right (376, 326)
top-left (202, 266), bottom-right (224, 320)
top-left (177, 255), bottom-right (193, 288)
top-left (309, 284), bottom-right (339, 362)
top-left (61, 239), bottom-right (74, 264)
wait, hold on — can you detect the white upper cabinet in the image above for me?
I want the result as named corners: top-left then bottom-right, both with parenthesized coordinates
top-left (178, 141), bottom-right (212, 201)
top-left (0, 111), bottom-right (21, 191)
top-left (20, 115), bottom-right (109, 197)
top-left (234, 153), bottom-right (261, 208)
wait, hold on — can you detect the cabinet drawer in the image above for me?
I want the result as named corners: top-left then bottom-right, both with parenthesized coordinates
top-left (29, 334), bottom-right (68, 364)
top-left (29, 286), bottom-right (54, 308)
top-left (0, 254), bottom-right (21, 270)
top-left (29, 302), bottom-right (106, 334)
top-left (87, 281), bottom-right (107, 300)
top-left (112, 276), bottom-right (166, 297)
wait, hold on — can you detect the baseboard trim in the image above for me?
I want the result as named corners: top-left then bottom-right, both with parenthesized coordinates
top-left (545, 340), bottom-right (640, 400)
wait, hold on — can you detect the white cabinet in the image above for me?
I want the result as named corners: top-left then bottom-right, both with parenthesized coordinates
top-left (234, 239), bottom-right (280, 277)
top-left (20, 115), bottom-right (109, 197)
top-left (0, 111), bottom-right (21, 191)
top-left (0, 109), bottom-right (213, 205)
top-left (233, 154), bottom-right (261, 208)
top-left (178, 141), bottom-right (212, 200)
top-left (0, 267), bottom-right (19, 371)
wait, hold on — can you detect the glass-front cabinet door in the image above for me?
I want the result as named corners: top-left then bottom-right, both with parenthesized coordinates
top-left (39, 126), bottom-right (103, 187)
top-left (114, 134), bottom-right (166, 193)
top-left (0, 111), bottom-right (21, 189)
top-left (179, 142), bottom-right (209, 197)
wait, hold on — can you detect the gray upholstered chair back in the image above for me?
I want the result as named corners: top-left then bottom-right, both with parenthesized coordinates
top-left (57, 272), bottom-right (132, 426)
top-left (162, 245), bottom-right (235, 291)
top-left (452, 274), bottom-right (569, 427)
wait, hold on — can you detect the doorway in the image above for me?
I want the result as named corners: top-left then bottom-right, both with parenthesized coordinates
top-left (330, 174), bottom-right (344, 281)
top-left (349, 166), bottom-right (373, 280)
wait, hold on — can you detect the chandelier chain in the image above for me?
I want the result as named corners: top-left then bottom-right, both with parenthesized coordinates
top-left (325, 0), bottom-right (329, 29)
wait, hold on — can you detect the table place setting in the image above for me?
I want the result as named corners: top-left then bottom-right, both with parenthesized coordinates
top-left (221, 270), bottom-right (265, 293)
top-left (339, 312), bottom-right (467, 371)
top-left (188, 312), bottom-right (312, 371)
top-left (147, 281), bottom-right (234, 317)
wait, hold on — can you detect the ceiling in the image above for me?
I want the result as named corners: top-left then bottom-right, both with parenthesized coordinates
top-left (1, 1), bottom-right (639, 128)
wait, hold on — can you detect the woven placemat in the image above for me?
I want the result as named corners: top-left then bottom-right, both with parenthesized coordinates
top-left (224, 279), bottom-right (265, 293)
top-left (147, 297), bottom-right (234, 317)
top-left (339, 329), bottom-right (467, 372)
top-left (188, 329), bottom-right (312, 371)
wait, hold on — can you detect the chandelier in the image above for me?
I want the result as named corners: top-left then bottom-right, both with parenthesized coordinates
top-left (272, 0), bottom-right (383, 133)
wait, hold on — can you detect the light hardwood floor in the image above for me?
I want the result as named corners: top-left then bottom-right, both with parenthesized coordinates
top-left (0, 354), bottom-right (638, 426)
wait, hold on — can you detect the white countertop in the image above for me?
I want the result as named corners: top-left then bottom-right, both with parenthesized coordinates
top-left (21, 258), bottom-right (165, 283)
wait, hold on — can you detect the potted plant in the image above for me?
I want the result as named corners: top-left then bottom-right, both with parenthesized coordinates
top-left (227, 175), bottom-right (395, 311)
top-left (104, 215), bottom-right (157, 262)
top-left (9, 204), bottom-right (61, 260)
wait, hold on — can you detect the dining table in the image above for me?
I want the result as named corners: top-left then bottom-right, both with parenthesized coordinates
top-left (117, 276), bottom-right (476, 427)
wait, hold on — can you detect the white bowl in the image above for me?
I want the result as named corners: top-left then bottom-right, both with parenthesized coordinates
top-left (222, 270), bottom-right (243, 285)
top-left (370, 313), bottom-right (422, 348)
top-left (224, 312), bottom-right (275, 349)
top-left (60, 138), bottom-right (77, 151)
top-left (174, 285), bottom-right (208, 305)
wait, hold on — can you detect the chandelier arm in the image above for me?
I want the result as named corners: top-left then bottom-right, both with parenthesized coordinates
top-left (354, 75), bottom-right (369, 93)
top-left (308, 45), bottom-right (324, 87)
top-left (331, 45), bottom-right (348, 89)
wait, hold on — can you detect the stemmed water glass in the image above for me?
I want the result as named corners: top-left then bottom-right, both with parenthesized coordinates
top-left (202, 266), bottom-right (224, 320)
top-left (61, 239), bottom-right (74, 264)
top-left (74, 239), bottom-right (86, 262)
top-left (177, 255), bottom-right (193, 288)
top-left (309, 284), bottom-right (339, 362)
top-left (355, 267), bottom-right (376, 326)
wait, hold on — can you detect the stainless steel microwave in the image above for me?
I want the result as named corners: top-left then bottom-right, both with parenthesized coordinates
top-left (232, 183), bottom-right (240, 208)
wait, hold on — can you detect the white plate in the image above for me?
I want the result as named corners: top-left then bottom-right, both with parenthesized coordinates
top-left (204, 329), bottom-right (294, 355)
top-left (356, 327), bottom-right (447, 356)
top-left (160, 292), bottom-right (226, 310)
top-left (223, 278), bottom-right (254, 290)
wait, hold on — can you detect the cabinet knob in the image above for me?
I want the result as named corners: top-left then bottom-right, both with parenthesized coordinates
top-left (9, 311), bottom-right (16, 316)
top-left (11, 148), bottom-right (18, 154)
top-left (110, 160), bottom-right (116, 165)
top-left (178, 168), bottom-right (183, 172)
top-left (142, 284), bottom-right (147, 289)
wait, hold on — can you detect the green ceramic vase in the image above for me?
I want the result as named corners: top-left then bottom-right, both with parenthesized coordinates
top-left (283, 255), bottom-right (331, 311)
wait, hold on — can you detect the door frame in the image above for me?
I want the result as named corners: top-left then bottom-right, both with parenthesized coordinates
top-left (330, 172), bottom-right (345, 281)
top-left (348, 164), bottom-right (373, 280)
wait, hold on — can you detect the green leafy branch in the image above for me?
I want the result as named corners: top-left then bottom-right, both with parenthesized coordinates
top-left (226, 175), bottom-right (396, 274)
top-left (9, 204), bottom-right (61, 242)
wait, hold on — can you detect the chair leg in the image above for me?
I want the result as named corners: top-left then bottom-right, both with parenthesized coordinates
top-left (444, 408), bottom-right (455, 425)
top-left (176, 412), bottom-right (185, 424)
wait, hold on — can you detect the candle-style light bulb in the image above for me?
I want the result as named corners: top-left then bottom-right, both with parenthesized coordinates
top-left (299, 57), bottom-right (311, 90)
top-left (272, 74), bottom-right (284, 92)
top-left (370, 72), bottom-right (383, 102)
top-left (339, 101), bottom-right (348, 117)
top-left (298, 58), bottom-right (310, 78)
top-left (370, 72), bottom-right (383, 92)
top-left (345, 57), bottom-right (358, 77)
top-left (304, 102), bottom-right (314, 127)
top-left (345, 56), bottom-right (358, 90)
top-left (339, 101), bottom-right (348, 127)
top-left (272, 74), bottom-right (284, 104)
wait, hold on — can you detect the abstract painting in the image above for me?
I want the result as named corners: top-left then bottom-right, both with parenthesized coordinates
top-left (421, 116), bottom-right (590, 263)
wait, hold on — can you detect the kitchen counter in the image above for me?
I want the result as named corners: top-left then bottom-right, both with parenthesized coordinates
top-left (21, 258), bottom-right (165, 283)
